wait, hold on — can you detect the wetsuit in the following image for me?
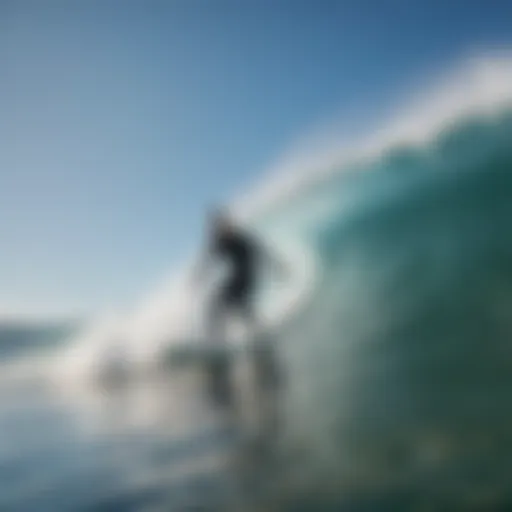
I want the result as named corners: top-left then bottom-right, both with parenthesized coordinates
top-left (211, 230), bottom-right (258, 314)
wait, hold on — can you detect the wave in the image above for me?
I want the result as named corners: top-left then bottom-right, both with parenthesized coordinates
top-left (5, 50), bottom-right (512, 386)
top-left (282, 118), bottom-right (512, 494)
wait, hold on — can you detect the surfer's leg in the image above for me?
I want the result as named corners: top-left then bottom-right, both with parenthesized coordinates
top-left (228, 281), bottom-right (257, 341)
top-left (207, 290), bottom-right (229, 344)
top-left (239, 293), bottom-right (263, 347)
top-left (205, 289), bottom-right (236, 408)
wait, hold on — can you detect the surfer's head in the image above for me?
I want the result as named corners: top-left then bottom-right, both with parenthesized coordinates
top-left (209, 206), bottom-right (234, 236)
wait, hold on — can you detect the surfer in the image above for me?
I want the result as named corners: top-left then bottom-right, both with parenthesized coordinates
top-left (194, 208), bottom-right (288, 344)
top-left (192, 207), bottom-right (288, 408)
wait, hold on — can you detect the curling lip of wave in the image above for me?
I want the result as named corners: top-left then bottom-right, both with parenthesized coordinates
top-left (56, 50), bottom-right (512, 380)
top-left (234, 51), bottom-right (512, 221)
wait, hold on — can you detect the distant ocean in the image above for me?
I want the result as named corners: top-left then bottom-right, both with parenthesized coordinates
top-left (3, 56), bottom-right (512, 510)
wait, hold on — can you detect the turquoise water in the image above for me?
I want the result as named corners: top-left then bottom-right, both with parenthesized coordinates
top-left (3, 109), bottom-right (512, 510)
top-left (276, 110), bottom-right (512, 509)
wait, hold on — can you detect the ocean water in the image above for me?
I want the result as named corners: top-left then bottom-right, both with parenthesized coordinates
top-left (4, 60), bottom-right (512, 510)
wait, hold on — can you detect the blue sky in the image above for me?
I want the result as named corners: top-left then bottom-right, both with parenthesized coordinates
top-left (2, 0), bottom-right (512, 318)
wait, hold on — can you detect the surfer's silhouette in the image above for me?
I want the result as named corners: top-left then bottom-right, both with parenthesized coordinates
top-left (195, 208), bottom-right (287, 343)
top-left (193, 208), bottom-right (288, 406)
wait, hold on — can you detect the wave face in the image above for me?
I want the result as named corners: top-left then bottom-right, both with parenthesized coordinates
top-left (271, 114), bottom-right (512, 505)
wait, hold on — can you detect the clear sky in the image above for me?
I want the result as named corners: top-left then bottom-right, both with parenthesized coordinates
top-left (2, 0), bottom-right (512, 318)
